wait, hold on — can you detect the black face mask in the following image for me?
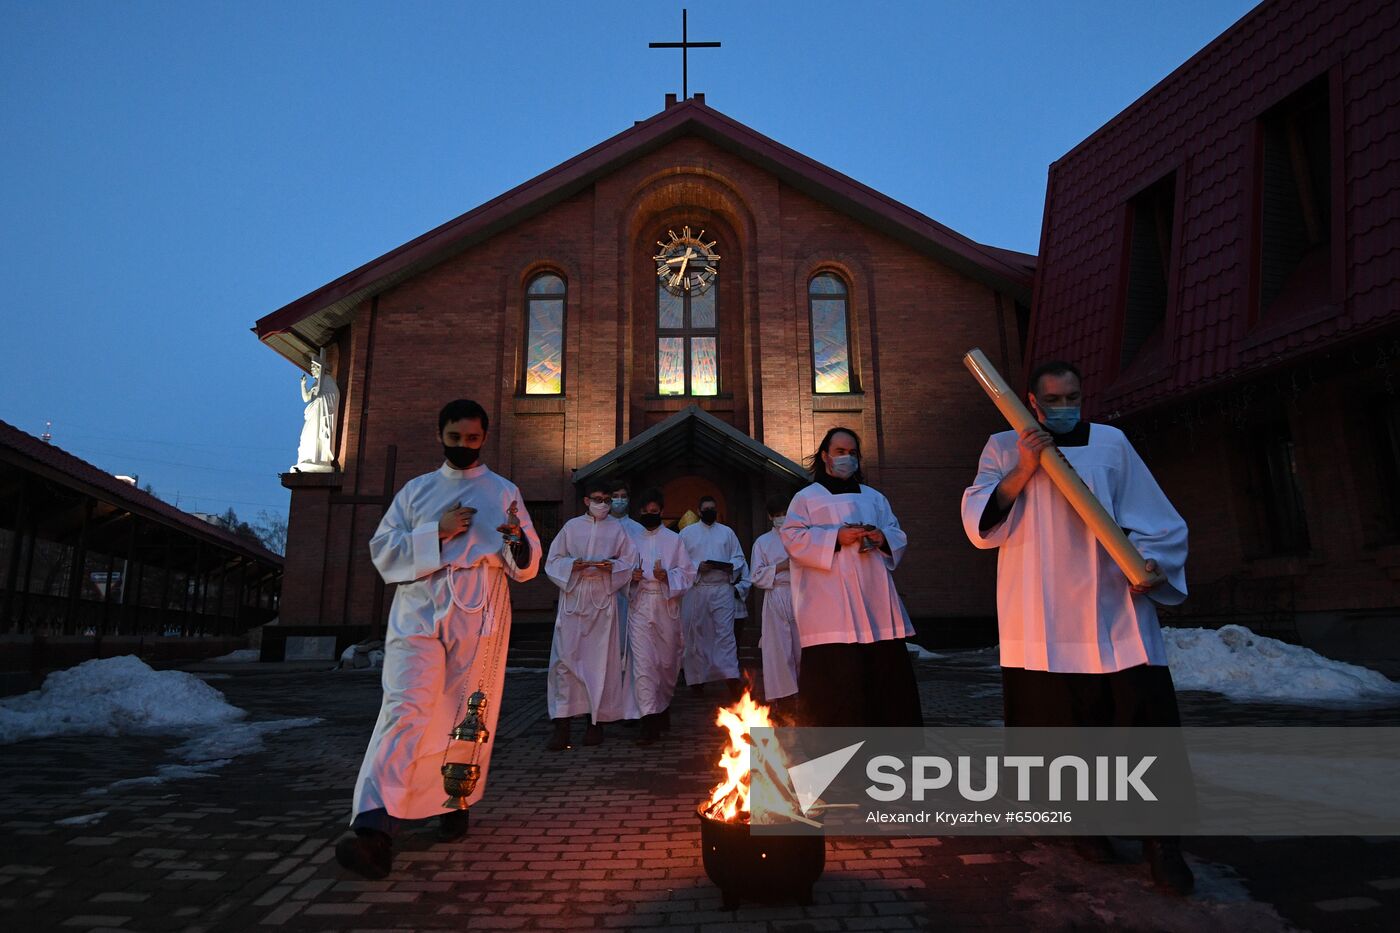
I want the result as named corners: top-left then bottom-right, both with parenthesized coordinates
top-left (443, 444), bottom-right (481, 469)
top-left (699, 508), bottom-right (717, 525)
top-left (638, 513), bottom-right (663, 530)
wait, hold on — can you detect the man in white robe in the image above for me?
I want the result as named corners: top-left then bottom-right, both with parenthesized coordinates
top-left (544, 480), bottom-right (639, 749)
top-left (336, 399), bottom-right (540, 880)
top-left (624, 488), bottom-right (696, 744)
top-left (609, 479), bottom-right (645, 665)
top-left (756, 493), bottom-right (800, 706)
top-left (678, 495), bottom-right (750, 696)
top-left (959, 360), bottom-right (1193, 895)
top-left (751, 493), bottom-right (800, 711)
top-left (780, 428), bottom-right (922, 728)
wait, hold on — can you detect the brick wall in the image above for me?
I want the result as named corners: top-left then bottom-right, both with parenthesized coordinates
top-left (280, 135), bottom-right (1022, 628)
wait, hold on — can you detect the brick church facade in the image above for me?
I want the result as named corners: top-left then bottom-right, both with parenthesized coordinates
top-left (255, 96), bottom-right (1034, 630)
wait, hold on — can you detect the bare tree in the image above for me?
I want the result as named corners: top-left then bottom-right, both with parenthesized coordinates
top-left (254, 510), bottom-right (288, 555)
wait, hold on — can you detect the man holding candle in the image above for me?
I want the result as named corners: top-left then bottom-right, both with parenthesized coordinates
top-left (960, 360), bottom-right (1193, 895)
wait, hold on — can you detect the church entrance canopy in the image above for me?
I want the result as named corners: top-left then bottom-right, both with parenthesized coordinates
top-left (572, 405), bottom-right (809, 489)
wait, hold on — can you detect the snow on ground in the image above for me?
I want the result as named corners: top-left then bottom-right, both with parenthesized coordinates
top-left (208, 648), bottom-right (260, 663)
top-left (1012, 841), bottom-right (1296, 932)
top-left (0, 655), bottom-right (318, 792)
top-left (0, 655), bottom-right (245, 744)
top-left (1164, 625), bottom-right (1400, 705)
top-left (906, 643), bottom-right (946, 661)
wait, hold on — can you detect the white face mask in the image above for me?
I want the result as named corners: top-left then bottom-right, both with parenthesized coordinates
top-left (771, 515), bottom-right (786, 530)
top-left (587, 500), bottom-right (611, 519)
top-left (829, 453), bottom-right (858, 479)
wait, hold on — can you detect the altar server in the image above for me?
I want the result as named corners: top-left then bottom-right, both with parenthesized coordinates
top-left (750, 493), bottom-right (800, 710)
top-left (779, 427), bottom-right (922, 729)
top-left (678, 496), bottom-right (750, 696)
top-left (337, 399), bottom-right (540, 880)
top-left (960, 360), bottom-right (1193, 895)
top-left (626, 488), bottom-right (696, 743)
top-left (544, 479), bottom-right (639, 750)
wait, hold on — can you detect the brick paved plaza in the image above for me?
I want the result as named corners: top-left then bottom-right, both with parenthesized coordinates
top-left (3, 635), bottom-right (1399, 933)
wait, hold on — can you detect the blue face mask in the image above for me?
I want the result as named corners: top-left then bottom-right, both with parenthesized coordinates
top-left (1040, 406), bottom-right (1081, 434)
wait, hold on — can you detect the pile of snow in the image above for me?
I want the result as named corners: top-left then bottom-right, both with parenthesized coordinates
top-left (906, 643), bottom-right (945, 661)
top-left (209, 649), bottom-right (260, 663)
top-left (1165, 624), bottom-right (1400, 705)
top-left (0, 655), bottom-right (244, 744)
top-left (0, 656), bottom-right (318, 792)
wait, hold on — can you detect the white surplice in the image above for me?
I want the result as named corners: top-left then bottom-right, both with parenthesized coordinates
top-left (545, 514), bottom-right (639, 722)
top-left (624, 525), bottom-right (696, 716)
top-left (960, 423), bottom-right (1189, 673)
top-left (677, 521), bottom-right (750, 684)
top-left (351, 462), bottom-right (540, 823)
top-left (750, 528), bottom-right (800, 700)
top-left (779, 483), bottom-right (914, 647)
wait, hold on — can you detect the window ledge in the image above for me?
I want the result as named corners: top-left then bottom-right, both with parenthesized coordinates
top-left (812, 392), bottom-right (866, 412)
top-left (643, 395), bottom-right (734, 412)
top-left (514, 396), bottom-right (566, 414)
top-left (1241, 303), bottom-right (1342, 353)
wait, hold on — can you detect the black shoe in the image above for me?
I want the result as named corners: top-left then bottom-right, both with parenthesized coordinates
top-left (437, 808), bottom-right (470, 843)
top-left (545, 718), bottom-right (571, 751)
top-left (1071, 836), bottom-right (1117, 864)
top-left (335, 830), bottom-right (392, 879)
top-left (1145, 838), bottom-right (1194, 896)
top-left (583, 722), bottom-right (604, 745)
top-left (637, 715), bottom-right (660, 746)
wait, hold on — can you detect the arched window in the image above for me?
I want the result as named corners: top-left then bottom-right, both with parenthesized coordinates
top-left (809, 273), bottom-right (854, 394)
top-left (657, 278), bottom-right (719, 397)
top-left (522, 273), bottom-right (565, 395)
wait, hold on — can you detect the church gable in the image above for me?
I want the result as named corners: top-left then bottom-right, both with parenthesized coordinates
top-left (254, 99), bottom-right (1032, 371)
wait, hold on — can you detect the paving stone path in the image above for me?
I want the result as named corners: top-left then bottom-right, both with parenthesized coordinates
top-left (2, 640), bottom-right (1398, 932)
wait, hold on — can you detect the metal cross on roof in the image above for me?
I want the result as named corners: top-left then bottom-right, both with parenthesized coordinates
top-left (649, 8), bottom-right (720, 101)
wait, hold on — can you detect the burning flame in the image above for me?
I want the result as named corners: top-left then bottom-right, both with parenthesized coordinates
top-left (703, 690), bottom-right (771, 822)
top-left (702, 690), bottom-right (809, 825)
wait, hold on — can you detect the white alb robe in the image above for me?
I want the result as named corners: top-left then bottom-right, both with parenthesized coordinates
top-left (678, 521), bottom-right (750, 684)
top-left (750, 529), bottom-right (800, 700)
top-left (545, 515), bottom-right (639, 722)
top-left (624, 525), bottom-right (696, 716)
top-left (960, 423), bottom-right (1188, 674)
top-left (352, 462), bottom-right (540, 823)
top-left (779, 483), bottom-right (914, 647)
top-left (615, 515), bottom-right (647, 657)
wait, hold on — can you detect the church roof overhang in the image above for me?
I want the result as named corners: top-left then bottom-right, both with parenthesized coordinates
top-left (253, 98), bottom-right (1035, 369)
top-left (571, 405), bottom-right (810, 489)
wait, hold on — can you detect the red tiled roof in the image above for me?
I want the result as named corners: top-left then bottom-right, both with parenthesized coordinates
top-left (253, 98), bottom-right (1035, 368)
top-left (0, 419), bottom-right (283, 565)
top-left (1030, 0), bottom-right (1400, 417)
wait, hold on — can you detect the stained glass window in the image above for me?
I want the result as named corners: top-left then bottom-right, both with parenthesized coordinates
top-left (656, 274), bottom-right (720, 396)
top-left (691, 337), bottom-right (718, 396)
top-left (810, 273), bottom-right (853, 394)
top-left (523, 274), bottom-right (565, 395)
top-left (658, 337), bottom-right (686, 396)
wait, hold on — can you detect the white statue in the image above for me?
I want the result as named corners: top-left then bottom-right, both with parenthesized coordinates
top-left (292, 351), bottom-right (340, 473)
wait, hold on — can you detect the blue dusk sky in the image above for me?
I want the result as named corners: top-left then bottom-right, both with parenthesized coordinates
top-left (0, 0), bottom-right (1260, 523)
